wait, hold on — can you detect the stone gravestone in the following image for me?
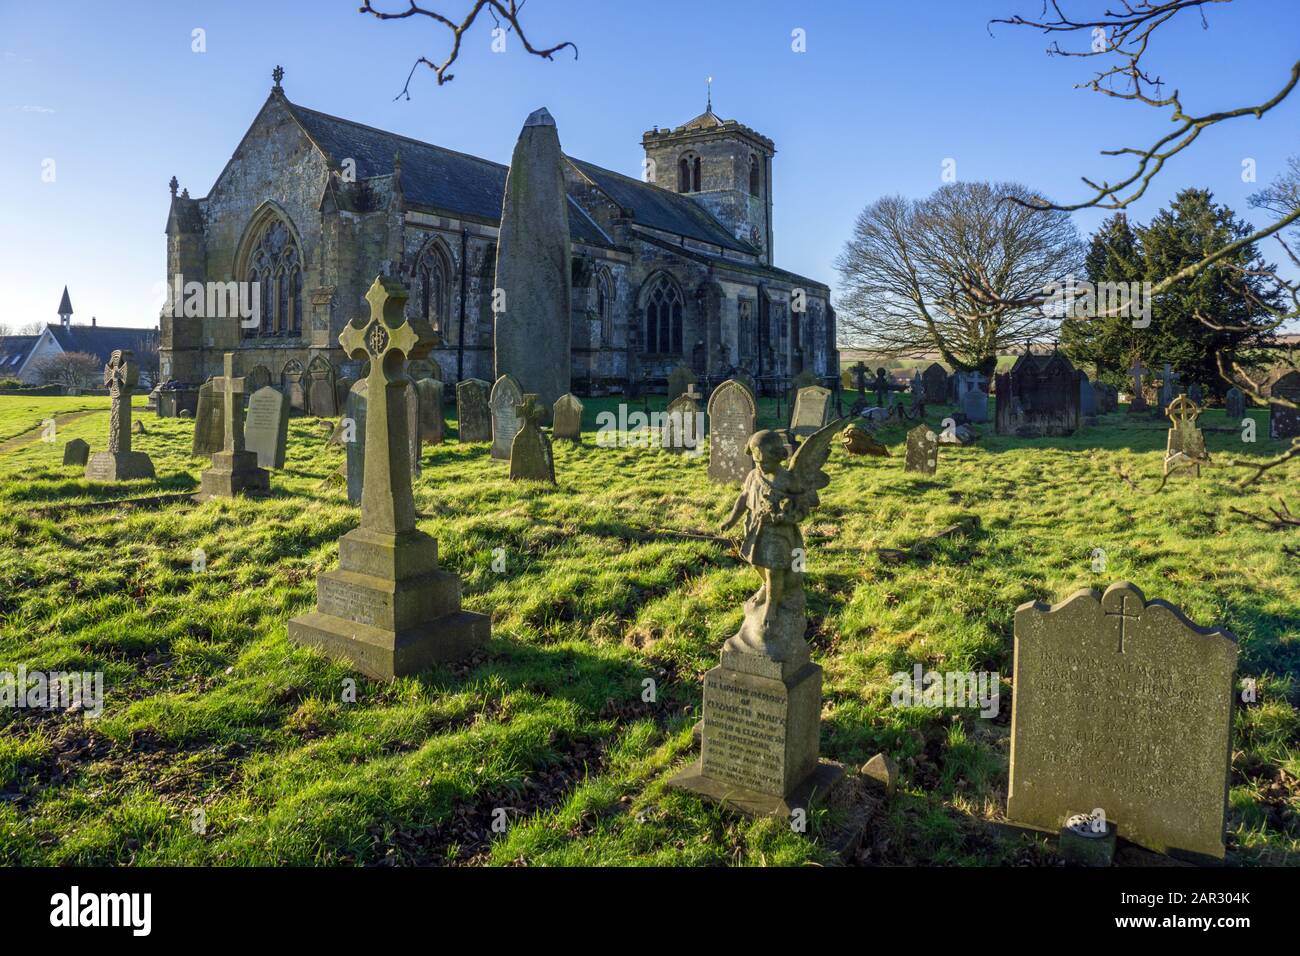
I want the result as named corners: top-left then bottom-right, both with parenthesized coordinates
top-left (961, 387), bottom-right (988, 423)
top-left (413, 378), bottom-right (444, 445)
top-left (707, 379), bottom-right (757, 485)
top-left (789, 385), bottom-right (831, 439)
top-left (552, 393), bottom-right (583, 442)
top-left (1187, 382), bottom-right (1203, 405)
top-left (493, 108), bottom-right (571, 411)
top-left (197, 353), bottom-right (270, 500)
top-left (1008, 581), bottom-right (1237, 861)
top-left (873, 367), bottom-right (890, 407)
top-left (1263, 368), bottom-right (1300, 440)
top-left (1094, 383), bottom-right (1119, 414)
top-left (921, 363), bottom-right (948, 404)
top-left (994, 352), bottom-right (1081, 438)
top-left (288, 276), bottom-right (490, 679)
top-left (191, 378), bottom-right (226, 458)
top-left (509, 394), bottom-right (556, 483)
top-left (345, 379), bottom-right (421, 505)
top-left (490, 373), bottom-right (524, 461)
top-left (85, 350), bottom-right (155, 481)
top-left (1079, 373), bottom-right (1097, 424)
top-left (456, 378), bottom-right (492, 442)
top-left (281, 359), bottom-right (306, 412)
top-left (245, 385), bottom-right (289, 470)
top-left (1127, 359), bottom-right (1149, 413)
top-left (1224, 386), bottom-right (1246, 421)
top-left (62, 438), bottom-right (90, 466)
top-left (904, 423), bottom-right (938, 475)
top-left (244, 364), bottom-right (273, 399)
top-left (662, 384), bottom-right (704, 455)
top-left (1157, 363), bottom-right (1180, 412)
top-left (307, 356), bottom-right (338, 418)
top-left (666, 363), bottom-right (697, 403)
top-left (1164, 394), bottom-right (1208, 479)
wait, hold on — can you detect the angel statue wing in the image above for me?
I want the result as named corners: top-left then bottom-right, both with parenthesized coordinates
top-left (788, 417), bottom-right (845, 495)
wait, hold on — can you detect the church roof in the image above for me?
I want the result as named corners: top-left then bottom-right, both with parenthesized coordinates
top-left (44, 324), bottom-right (157, 368)
top-left (280, 98), bottom-right (751, 254)
top-left (682, 109), bottom-right (725, 130)
top-left (0, 336), bottom-right (38, 373)
top-left (57, 286), bottom-right (72, 316)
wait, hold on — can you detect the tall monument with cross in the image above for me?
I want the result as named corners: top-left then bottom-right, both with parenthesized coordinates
top-left (288, 276), bottom-right (489, 679)
top-left (197, 353), bottom-right (270, 500)
top-left (86, 350), bottom-right (156, 481)
top-left (1126, 358), bottom-right (1149, 413)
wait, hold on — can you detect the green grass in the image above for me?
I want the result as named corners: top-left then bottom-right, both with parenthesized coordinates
top-left (0, 395), bottom-right (111, 444)
top-left (0, 394), bottom-right (1295, 866)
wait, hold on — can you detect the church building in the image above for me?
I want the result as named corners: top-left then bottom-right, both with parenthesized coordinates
top-left (160, 69), bottom-right (836, 410)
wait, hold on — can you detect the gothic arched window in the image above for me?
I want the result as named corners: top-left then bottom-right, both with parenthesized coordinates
top-left (692, 156), bottom-right (701, 192)
top-left (749, 155), bottom-right (761, 196)
top-left (413, 239), bottom-right (451, 334)
top-left (678, 157), bottom-right (690, 193)
top-left (594, 268), bottom-right (614, 345)
top-left (644, 275), bottom-right (683, 355)
top-left (244, 217), bottom-right (303, 337)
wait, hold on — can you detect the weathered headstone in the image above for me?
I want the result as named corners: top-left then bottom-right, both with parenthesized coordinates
top-left (707, 379), bottom-right (757, 485)
top-left (552, 393), bottom-right (583, 442)
top-left (790, 385), bottom-right (832, 439)
top-left (1224, 386), bottom-right (1246, 421)
top-left (666, 363), bottom-right (697, 403)
top-left (1187, 382), bottom-right (1203, 404)
top-left (961, 387), bottom-right (988, 423)
top-left (197, 352), bottom-right (270, 499)
top-left (85, 350), bottom-right (155, 481)
top-left (1008, 581), bottom-right (1237, 861)
top-left (1263, 368), bottom-right (1300, 440)
top-left (156, 384), bottom-right (199, 419)
top-left (490, 373), bottom-right (524, 461)
top-left (921, 363), bottom-right (948, 404)
top-left (662, 384), bottom-right (703, 455)
top-left (307, 356), bottom-right (338, 418)
top-left (493, 107), bottom-right (571, 410)
top-left (245, 385), bottom-right (289, 470)
top-left (191, 378), bottom-right (226, 458)
top-left (244, 364), bottom-right (273, 398)
top-left (1164, 394), bottom-right (1208, 478)
top-left (994, 352), bottom-right (1081, 437)
top-left (281, 359), bottom-right (306, 412)
top-left (288, 276), bottom-right (490, 679)
top-left (1094, 382), bottom-right (1119, 414)
top-left (904, 423), bottom-right (938, 475)
top-left (413, 378), bottom-right (444, 445)
top-left (1127, 359), bottom-right (1149, 413)
top-left (62, 438), bottom-right (89, 466)
top-left (456, 378), bottom-right (492, 442)
top-left (509, 394), bottom-right (556, 483)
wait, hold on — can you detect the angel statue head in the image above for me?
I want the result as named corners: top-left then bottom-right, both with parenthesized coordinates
top-left (747, 429), bottom-right (789, 475)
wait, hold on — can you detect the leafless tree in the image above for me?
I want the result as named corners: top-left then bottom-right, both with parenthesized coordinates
top-left (31, 351), bottom-right (101, 388)
top-left (360, 0), bottom-right (578, 99)
top-left (836, 181), bottom-right (1082, 374)
top-left (18, 322), bottom-right (44, 335)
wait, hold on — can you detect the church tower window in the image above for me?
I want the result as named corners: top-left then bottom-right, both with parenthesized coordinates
top-left (644, 275), bottom-right (683, 355)
top-left (242, 216), bottom-right (302, 337)
top-left (678, 153), bottom-right (701, 193)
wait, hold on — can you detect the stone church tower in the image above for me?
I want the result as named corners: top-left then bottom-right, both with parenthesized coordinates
top-left (641, 95), bottom-right (775, 265)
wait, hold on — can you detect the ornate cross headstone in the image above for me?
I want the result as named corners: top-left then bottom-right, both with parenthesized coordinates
top-left (1127, 359), bottom-right (1149, 413)
top-left (1164, 394), bottom-right (1208, 478)
top-left (288, 276), bottom-right (489, 679)
top-left (197, 353), bottom-right (270, 499)
top-left (85, 350), bottom-right (155, 481)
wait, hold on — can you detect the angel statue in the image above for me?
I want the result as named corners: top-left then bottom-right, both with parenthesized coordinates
top-left (719, 418), bottom-right (844, 663)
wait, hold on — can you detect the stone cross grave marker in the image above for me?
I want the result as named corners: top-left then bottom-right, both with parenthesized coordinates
top-left (288, 276), bottom-right (489, 679)
top-left (490, 373), bottom-right (524, 461)
top-left (1164, 394), bottom-right (1208, 478)
top-left (85, 350), bottom-right (155, 481)
top-left (707, 379), bottom-right (757, 485)
top-left (1127, 359), bottom-right (1149, 413)
top-left (345, 379), bottom-right (422, 505)
top-left (509, 394), bottom-right (556, 482)
top-left (1008, 581), bottom-right (1237, 861)
top-left (197, 352), bottom-right (270, 499)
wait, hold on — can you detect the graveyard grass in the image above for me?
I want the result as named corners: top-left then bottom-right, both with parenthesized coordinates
top-left (0, 395), bottom-right (1296, 866)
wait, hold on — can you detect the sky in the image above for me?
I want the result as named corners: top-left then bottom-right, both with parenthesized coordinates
top-left (1, 0), bottom-right (1298, 331)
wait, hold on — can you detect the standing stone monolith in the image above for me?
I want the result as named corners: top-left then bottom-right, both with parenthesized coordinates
top-left (197, 353), bottom-right (270, 500)
top-left (456, 378), bottom-right (492, 442)
top-left (490, 373), bottom-right (524, 460)
top-left (509, 395), bottom-right (556, 483)
top-left (904, 423), bottom-right (938, 475)
top-left (707, 379), bottom-right (757, 485)
top-left (245, 385), bottom-right (289, 470)
top-left (85, 350), bottom-right (155, 481)
top-left (288, 276), bottom-right (490, 679)
top-left (552, 393), bottom-right (583, 442)
top-left (493, 107), bottom-right (570, 410)
top-left (1008, 581), bottom-right (1236, 861)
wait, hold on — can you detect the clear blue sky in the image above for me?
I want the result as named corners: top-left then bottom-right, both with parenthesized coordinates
top-left (2, 0), bottom-right (1297, 330)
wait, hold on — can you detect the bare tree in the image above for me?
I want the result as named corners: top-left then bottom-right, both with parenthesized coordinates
top-left (360, 0), bottom-right (578, 99)
top-left (835, 181), bottom-right (1082, 375)
top-left (30, 351), bottom-right (101, 388)
top-left (0, 324), bottom-right (12, 337)
top-left (18, 322), bottom-right (44, 335)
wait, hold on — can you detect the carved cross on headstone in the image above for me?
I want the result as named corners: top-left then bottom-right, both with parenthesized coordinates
top-left (684, 384), bottom-right (702, 402)
top-left (515, 394), bottom-right (545, 429)
top-left (103, 350), bottom-right (139, 455)
top-left (338, 276), bottom-right (436, 535)
top-left (1106, 589), bottom-right (1142, 653)
top-left (1167, 393), bottom-right (1200, 429)
top-left (1128, 358), bottom-right (1148, 397)
top-left (212, 353), bottom-right (247, 453)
